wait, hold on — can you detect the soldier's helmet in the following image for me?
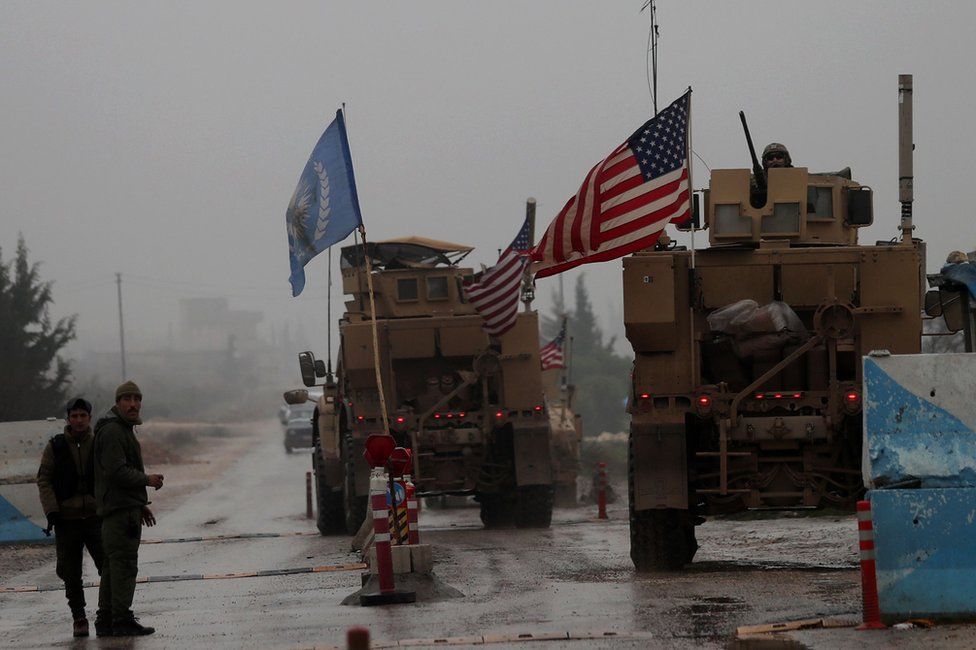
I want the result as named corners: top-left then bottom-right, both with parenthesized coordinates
top-left (761, 142), bottom-right (792, 168)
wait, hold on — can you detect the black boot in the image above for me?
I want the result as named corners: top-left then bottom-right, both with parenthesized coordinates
top-left (112, 618), bottom-right (155, 636)
top-left (94, 616), bottom-right (113, 637)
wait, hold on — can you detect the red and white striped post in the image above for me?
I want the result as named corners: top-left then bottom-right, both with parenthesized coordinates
top-left (597, 461), bottom-right (608, 520)
top-left (369, 471), bottom-right (396, 595)
top-left (856, 499), bottom-right (885, 630)
top-left (305, 471), bottom-right (313, 519)
top-left (404, 475), bottom-right (420, 545)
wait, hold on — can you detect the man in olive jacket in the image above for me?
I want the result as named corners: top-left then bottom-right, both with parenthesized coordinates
top-left (37, 397), bottom-right (110, 638)
top-left (93, 380), bottom-right (164, 637)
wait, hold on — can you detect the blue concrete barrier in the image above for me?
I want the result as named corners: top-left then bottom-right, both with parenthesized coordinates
top-left (863, 352), bottom-right (976, 622)
top-left (0, 493), bottom-right (48, 544)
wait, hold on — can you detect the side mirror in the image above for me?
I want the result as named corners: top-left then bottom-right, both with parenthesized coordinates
top-left (940, 288), bottom-right (967, 333)
top-left (844, 187), bottom-right (873, 226)
top-left (298, 351), bottom-right (318, 387)
top-left (283, 389), bottom-right (310, 405)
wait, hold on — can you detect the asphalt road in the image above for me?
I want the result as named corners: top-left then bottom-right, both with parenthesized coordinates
top-left (0, 427), bottom-right (934, 649)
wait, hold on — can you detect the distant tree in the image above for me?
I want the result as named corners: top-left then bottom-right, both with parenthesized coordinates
top-left (0, 236), bottom-right (76, 420)
top-left (541, 275), bottom-right (631, 434)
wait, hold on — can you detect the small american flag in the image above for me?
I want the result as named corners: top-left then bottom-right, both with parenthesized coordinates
top-left (531, 91), bottom-right (691, 278)
top-left (539, 319), bottom-right (567, 371)
top-left (463, 216), bottom-right (532, 337)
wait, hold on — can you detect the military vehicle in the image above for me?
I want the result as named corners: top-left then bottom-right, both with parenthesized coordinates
top-left (541, 368), bottom-right (581, 506)
top-left (624, 75), bottom-right (926, 570)
top-left (288, 236), bottom-right (554, 535)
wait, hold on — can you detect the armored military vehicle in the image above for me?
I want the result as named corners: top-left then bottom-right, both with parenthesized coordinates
top-left (624, 76), bottom-right (926, 570)
top-left (541, 368), bottom-right (581, 506)
top-left (290, 236), bottom-right (553, 535)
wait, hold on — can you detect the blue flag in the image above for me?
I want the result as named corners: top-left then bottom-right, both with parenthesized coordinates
top-left (286, 109), bottom-right (364, 296)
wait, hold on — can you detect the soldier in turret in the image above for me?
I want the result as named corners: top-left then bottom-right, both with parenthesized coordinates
top-left (761, 142), bottom-right (792, 169)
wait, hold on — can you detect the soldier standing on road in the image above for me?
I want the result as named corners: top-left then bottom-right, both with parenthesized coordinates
top-left (93, 380), bottom-right (164, 637)
top-left (36, 397), bottom-right (110, 638)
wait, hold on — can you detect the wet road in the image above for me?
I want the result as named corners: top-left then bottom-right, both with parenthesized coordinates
top-left (0, 429), bottom-right (867, 649)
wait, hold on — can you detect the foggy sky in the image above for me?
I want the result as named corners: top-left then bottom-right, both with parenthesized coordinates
top-left (2, 1), bottom-right (974, 366)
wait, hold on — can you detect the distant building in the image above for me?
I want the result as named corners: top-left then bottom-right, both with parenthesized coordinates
top-left (179, 297), bottom-right (263, 351)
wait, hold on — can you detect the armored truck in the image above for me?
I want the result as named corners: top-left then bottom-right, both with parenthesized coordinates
top-left (292, 237), bottom-right (554, 534)
top-left (624, 78), bottom-right (926, 570)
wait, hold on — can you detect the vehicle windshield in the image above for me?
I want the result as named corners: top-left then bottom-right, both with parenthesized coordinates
top-left (340, 238), bottom-right (472, 270)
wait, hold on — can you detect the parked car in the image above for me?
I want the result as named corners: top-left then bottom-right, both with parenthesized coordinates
top-left (281, 396), bottom-right (318, 453)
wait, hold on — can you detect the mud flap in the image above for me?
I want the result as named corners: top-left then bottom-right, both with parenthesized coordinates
top-left (513, 425), bottom-right (552, 486)
top-left (632, 423), bottom-right (687, 511)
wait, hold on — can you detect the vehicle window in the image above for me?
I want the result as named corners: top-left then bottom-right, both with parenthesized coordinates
top-left (714, 204), bottom-right (751, 235)
top-left (807, 186), bottom-right (833, 220)
top-left (427, 276), bottom-right (449, 300)
top-left (397, 278), bottom-right (418, 302)
top-left (762, 203), bottom-right (801, 234)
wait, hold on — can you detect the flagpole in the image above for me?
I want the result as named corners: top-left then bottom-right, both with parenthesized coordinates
top-left (358, 225), bottom-right (391, 436)
top-left (326, 247), bottom-right (333, 381)
top-left (686, 88), bottom-right (698, 387)
top-left (340, 102), bottom-right (390, 436)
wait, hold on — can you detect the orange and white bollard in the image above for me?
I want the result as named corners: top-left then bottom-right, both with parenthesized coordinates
top-left (306, 471), bottom-right (313, 519)
top-left (597, 461), bottom-right (608, 520)
top-left (347, 626), bottom-right (370, 650)
top-left (360, 470), bottom-right (415, 606)
top-left (856, 499), bottom-right (885, 630)
top-left (404, 475), bottom-right (420, 545)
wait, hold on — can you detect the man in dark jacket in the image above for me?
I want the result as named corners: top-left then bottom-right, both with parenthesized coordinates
top-left (93, 380), bottom-right (164, 637)
top-left (37, 397), bottom-right (110, 638)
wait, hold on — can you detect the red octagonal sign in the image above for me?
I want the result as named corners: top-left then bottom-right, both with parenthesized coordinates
top-left (388, 447), bottom-right (412, 478)
top-left (363, 434), bottom-right (396, 468)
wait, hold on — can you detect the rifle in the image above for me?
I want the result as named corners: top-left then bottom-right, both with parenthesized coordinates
top-left (739, 111), bottom-right (765, 192)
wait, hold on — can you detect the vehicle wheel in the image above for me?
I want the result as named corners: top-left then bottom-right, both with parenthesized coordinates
top-left (313, 443), bottom-right (345, 535)
top-left (343, 437), bottom-right (367, 535)
top-left (628, 428), bottom-right (698, 570)
top-left (478, 492), bottom-right (513, 528)
top-left (514, 485), bottom-right (553, 528)
top-left (630, 508), bottom-right (698, 571)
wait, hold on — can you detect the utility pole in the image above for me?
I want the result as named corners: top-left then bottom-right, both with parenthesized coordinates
top-left (116, 272), bottom-right (127, 380)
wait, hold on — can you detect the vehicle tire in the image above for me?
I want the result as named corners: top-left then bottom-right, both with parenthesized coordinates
top-left (343, 436), bottom-right (367, 535)
top-left (478, 492), bottom-right (513, 529)
top-left (313, 443), bottom-right (345, 535)
top-left (628, 428), bottom-right (698, 570)
top-left (629, 508), bottom-right (698, 571)
top-left (514, 485), bottom-right (553, 529)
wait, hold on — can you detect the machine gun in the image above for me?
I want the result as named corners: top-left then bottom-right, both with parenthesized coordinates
top-left (739, 111), bottom-right (765, 194)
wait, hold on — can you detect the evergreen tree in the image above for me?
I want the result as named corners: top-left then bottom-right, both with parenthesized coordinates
top-left (542, 275), bottom-right (631, 434)
top-left (0, 236), bottom-right (76, 420)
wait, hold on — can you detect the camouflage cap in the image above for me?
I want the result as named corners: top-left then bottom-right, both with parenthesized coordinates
top-left (115, 380), bottom-right (143, 401)
top-left (762, 142), bottom-right (792, 166)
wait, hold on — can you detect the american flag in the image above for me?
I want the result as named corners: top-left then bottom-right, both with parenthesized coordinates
top-left (463, 216), bottom-right (532, 337)
top-left (531, 91), bottom-right (691, 278)
top-left (539, 319), bottom-right (567, 371)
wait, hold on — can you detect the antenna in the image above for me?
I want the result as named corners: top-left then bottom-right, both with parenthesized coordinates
top-left (642, 0), bottom-right (660, 115)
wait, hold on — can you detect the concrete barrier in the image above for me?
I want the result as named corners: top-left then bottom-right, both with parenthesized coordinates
top-left (0, 419), bottom-right (60, 543)
top-left (863, 352), bottom-right (976, 622)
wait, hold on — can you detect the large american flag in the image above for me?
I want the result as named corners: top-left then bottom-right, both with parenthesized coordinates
top-left (539, 319), bottom-right (567, 371)
top-left (463, 216), bottom-right (532, 337)
top-left (531, 91), bottom-right (691, 278)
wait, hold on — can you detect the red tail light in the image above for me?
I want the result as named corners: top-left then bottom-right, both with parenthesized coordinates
top-left (459, 411), bottom-right (466, 418)
top-left (433, 413), bottom-right (441, 419)
top-left (495, 411), bottom-right (503, 419)
top-left (639, 393), bottom-right (651, 399)
top-left (697, 395), bottom-right (711, 408)
top-left (755, 393), bottom-right (765, 400)
top-left (356, 415), bottom-right (364, 422)
top-left (845, 391), bottom-right (860, 403)
top-left (534, 405), bottom-right (543, 412)
top-left (395, 416), bottom-right (405, 424)
top-left (792, 392), bottom-right (802, 399)
top-left (446, 412), bottom-right (453, 419)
